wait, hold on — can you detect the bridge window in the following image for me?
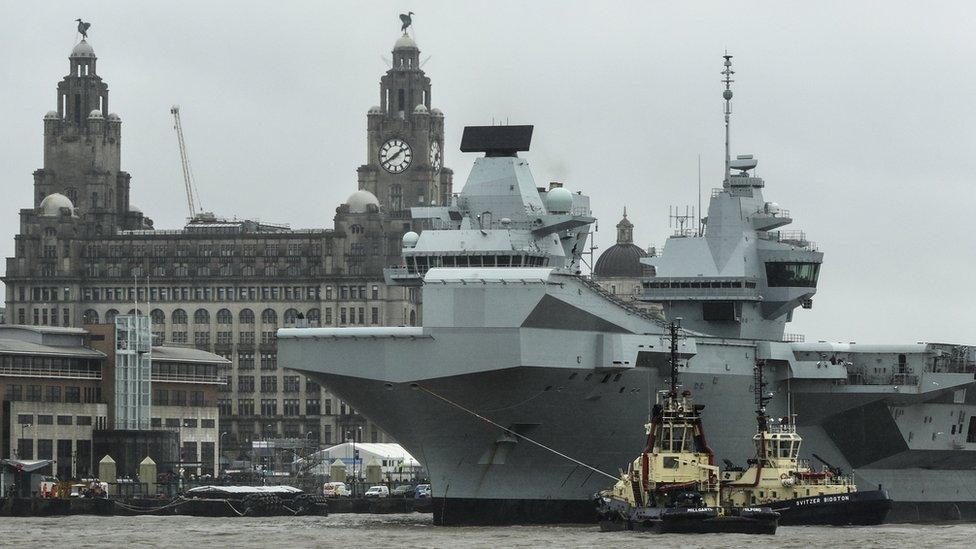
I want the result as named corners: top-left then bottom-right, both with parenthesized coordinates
top-left (702, 301), bottom-right (736, 321)
top-left (765, 262), bottom-right (820, 287)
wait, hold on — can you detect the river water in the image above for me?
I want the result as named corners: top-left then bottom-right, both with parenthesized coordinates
top-left (2, 513), bottom-right (973, 548)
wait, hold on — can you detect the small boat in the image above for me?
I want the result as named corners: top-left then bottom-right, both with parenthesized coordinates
top-left (720, 360), bottom-right (892, 525)
top-left (595, 322), bottom-right (779, 535)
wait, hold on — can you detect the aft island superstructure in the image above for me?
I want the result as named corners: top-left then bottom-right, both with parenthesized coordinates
top-left (279, 56), bottom-right (976, 525)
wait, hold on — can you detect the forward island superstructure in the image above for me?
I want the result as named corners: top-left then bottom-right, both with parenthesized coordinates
top-left (279, 55), bottom-right (976, 525)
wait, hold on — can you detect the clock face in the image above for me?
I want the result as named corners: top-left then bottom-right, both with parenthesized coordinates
top-left (429, 141), bottom-right (442, 173)
top-left (379, 138), bottom-right (412, 174)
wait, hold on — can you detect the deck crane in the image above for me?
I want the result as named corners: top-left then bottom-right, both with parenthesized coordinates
top-left (170, 105), bottom-right (202, 219)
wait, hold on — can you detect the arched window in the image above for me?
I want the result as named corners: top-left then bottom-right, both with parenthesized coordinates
top-left (153, 266), bottom-right (166, 277)
top-left (172, 309), bottom-right (188, 324)
top-left (82, 309), bottom-right (99, 324)
top-left (127, 308), bottom-right (142, 315)
top-left (106, 309), bottom-right (119, 323)
top-left (261, 308), bottom-right (277, 325)
top-left (307, 308), bottom-right (320, 327)
top-left (194, 308), bottom-right (210, 325)
top-left (216, 309), bottom-right (233, 324)
top-left (131, 266), bottom-right (144, 277)
top-left (242, 265), bottom-right (255, 277)
top-left (391, 184), bottom-right (403, 211)
top-left (197, 266), bottom-right (210, 277)
top-left (350, 224), bottom-right (364, 235)
top-left (239, 308), bottom-right (255, 324)
top-left (44, 227), bottom-right (57, 237)
top-left (283, 308), bottom-right (298, 327)
top-left (150, 309), bottom-right (165, 325)
top-left (219, 264), bottom-right (233, 276)
top-left (264, 265), bottom-right (277, 277)
top-left (409, 309), bottom-right (416, 327)
top-left (174, 265), bottom-right (188, 277)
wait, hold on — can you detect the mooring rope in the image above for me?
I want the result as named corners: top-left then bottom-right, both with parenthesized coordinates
top-left (415, 383), bottom-right (618, 482)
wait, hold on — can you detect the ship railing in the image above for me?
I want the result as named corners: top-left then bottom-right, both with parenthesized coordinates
top-left (847, 372), bottom-right (919, 386)
top-left (782, 333), bottom-right (806, 343)
top-left (579, 277), bottom-right (667, 326)
top-left (759, 230), bottom-right (818, 251)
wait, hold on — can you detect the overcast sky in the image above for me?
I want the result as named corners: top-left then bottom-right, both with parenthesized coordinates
top-left (1, 1), bottom-right (973, 344)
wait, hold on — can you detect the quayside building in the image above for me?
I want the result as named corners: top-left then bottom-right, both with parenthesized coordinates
top-left (3, 29), bottom-right (452, 458)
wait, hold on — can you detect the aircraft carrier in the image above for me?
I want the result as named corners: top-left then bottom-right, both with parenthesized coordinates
top-left (279, 56), bottom-right (976, 525)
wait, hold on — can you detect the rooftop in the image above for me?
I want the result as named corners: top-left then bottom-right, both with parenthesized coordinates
top-left (152, 345), bottom-right (232, 365)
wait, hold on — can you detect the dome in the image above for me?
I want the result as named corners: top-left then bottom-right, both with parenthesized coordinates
top-left (593, 243), bottom-right (648, 278)
top-left (368, 105), bottom-right (383, 114)
top-left (402, 231), bottom-right (420, 248)
top-left (38, 193), bottom-right (74, 216)
top-left (88, 109), bottom-right (103, 119)
top-left (71, 40), bottom-right (95, 58)
top-left (107, 112), bottom-right (121, 121)
top-left (129, 203), bottom-right (142, 214)
top-left (346, 190), bottom-right (380, 213)
top-left (414, 104), bottom-right (428, 114)
top-left (44, 111), bottom-right (60, 119)
top-left (394, 34), bottom-right (418, 50)
top-left (545, 187), bottom-right (573, 214)
top-left (430, 108), bottom-right (444, 117)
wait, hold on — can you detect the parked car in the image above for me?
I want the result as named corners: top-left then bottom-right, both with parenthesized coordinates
top-left (391, 484), bottom-right (416, 497)
top-left (364, 485), bottom-right (390, 498)
top-left (415, 484), bottom-right (431, 498)
top-left (323, 482), bottom-right (351, 497)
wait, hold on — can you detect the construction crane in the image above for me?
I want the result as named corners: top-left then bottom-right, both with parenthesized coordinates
top-left (170, 105), bottom-right (202, 218)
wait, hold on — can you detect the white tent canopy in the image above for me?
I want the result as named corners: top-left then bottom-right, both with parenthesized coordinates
top-left (296, 442), bottom-right (423, 478)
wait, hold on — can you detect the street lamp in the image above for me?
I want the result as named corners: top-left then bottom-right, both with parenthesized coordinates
top-left (218, 432), bottom-right (228, 477)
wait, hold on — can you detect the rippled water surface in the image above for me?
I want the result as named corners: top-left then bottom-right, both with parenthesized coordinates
top-left (2, 513), bottom-right (974, 548)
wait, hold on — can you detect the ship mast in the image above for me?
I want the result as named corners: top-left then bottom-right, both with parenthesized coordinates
top-left (668, 319), bottom-right (682, 400)
top-left (722, 52), bottom-right (734, 190)
top-left (754, 359), bottom-right (771, 433)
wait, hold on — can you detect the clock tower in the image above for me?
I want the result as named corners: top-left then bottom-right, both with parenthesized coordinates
top-left (357, 33), bottom-right (452, 214)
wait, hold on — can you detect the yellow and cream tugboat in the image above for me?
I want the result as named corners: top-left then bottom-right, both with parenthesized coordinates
top-left (595, 322), bottom-right (779, 534)
top-left (721, 360), bottom-right (892, 525)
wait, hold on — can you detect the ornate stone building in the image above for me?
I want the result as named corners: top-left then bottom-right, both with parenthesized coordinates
top-left (592, 209), bottom-right (661, 316)
top-left (3, 32), bottom-right (449, 457)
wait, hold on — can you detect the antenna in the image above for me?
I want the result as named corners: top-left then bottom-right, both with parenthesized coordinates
top-left (697, 154), bottom-right (702, 236)
top-left (668, 205), bottom-right (696, 236)
top-left (722, 52), bottom-right (735, 189)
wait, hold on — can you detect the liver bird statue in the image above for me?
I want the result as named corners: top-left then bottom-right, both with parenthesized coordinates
top-left (76, 18), bottom-right (91, 39)
top-left (399, 12), bottom-right (414, 34)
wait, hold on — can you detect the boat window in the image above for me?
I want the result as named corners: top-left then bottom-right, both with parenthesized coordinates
top-left (764, 262), bottom-right (820, 287)
top-left (663, 457), bottom-right (679, 469)
top-left (778, 442), bottom-right (790, 458)
top-left (443, 256), bottom-right (455, 267)
top-left (456, 256), bottom-right (469, 267)
top-left (470, 256), bottom-right (482, 267)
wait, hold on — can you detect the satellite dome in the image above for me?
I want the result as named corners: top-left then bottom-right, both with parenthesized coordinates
top-left (430, 108), bottom-right (444, 117)
top-left (394, 34), bottom-right (418, 50)
top-left (368, 105), bottom-right (383, 114)
top-left (88, 109), bottom-right (103, 119)
top-left (44, 111), bottom-right (60, 120)
top-left (107, 112), bottom-right (121, 121)
top-left (545, 187), bottom-right (573, 214)
top-left (402, 231), bottom-right (420, 248)
top-left (414, 104), bottom-right (428, 114)
top-left (39, 193), bottom-right (74, 216)
top-left (346, 190), bottom-right (380, 214)
top-left (71, 40), bottom-right (95, 58)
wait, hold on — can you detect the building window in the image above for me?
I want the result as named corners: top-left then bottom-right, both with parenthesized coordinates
top-left (306, 380), bottom-right (320, 393)
top-left (217, 400), bottom-right (232, 416)
top-left (238, 399), bottom-right (254, 416)
top-left (306, 399), bottom-right (321, 415)
top-left (358, 307), bottom-right (365, 325)
top-left (238, 352), bottom-right (255, 370)
top-left (45, 386), bottom-right (62, 403)
top-left (240, 331), bottom-right (255, 345)
top-left (17, 413), bottom-right (32, 424)
top-left (183, 418), bottom-right (198, 428)
top-left (284, 376), bottom-right (300, 393)
top-left (371, 307), bottom-right (379, 324)
top-left (65, 386), bottom-right (81, 403)
top-left (239, 308), bottom-right (255, 324)
top-left (371, 285), bottom-right (379, 300)
top-left (324, 309), bottom-right (333, 325)
top-left (173, 391), bottom-right (187, 406)
top-left (172, 309), bottom-right (188, 324)
top-left (283, 399), bottom-right (300, 416)
top-left (260, 352), bottom-right (277, 370)
top-left (57, 415), bottom-right (73, 425)
top-left (260, 399), bottom-right (278, 416)
top-left (172, 331), bottom-right (187, 344)
top-left (238, 376), bottom-right (255, 393)
top-left (194, 308), bottom-right (210, 325)
top-left (202, 419), bottom-right (215, 429)
top-left (261, 376), bottom-right (277, 393)
top-left (38, 414), bottom-right (54, 425)
top-left (340, 308), bottom-right (347, 325)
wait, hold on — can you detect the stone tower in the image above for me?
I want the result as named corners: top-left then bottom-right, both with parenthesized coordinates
top-left (34, 39), bottom-right (143, 234)
top-left (357, 33), bottom-right (453, 214)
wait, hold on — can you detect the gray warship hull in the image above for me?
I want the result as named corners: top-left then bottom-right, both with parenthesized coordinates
top-left (280, 271), bottom-right (976, 525)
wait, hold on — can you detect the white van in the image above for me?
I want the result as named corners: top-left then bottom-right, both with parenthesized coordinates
top-left (322, 482), bottom-right (351, 497)
top-left (364, 485), bottom-right (389, 498)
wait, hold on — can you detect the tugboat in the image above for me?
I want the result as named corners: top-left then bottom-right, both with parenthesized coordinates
top-left (721, 360), bottom-right (893, 525)
top-left (596, 321), bottom-right (779, 534)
